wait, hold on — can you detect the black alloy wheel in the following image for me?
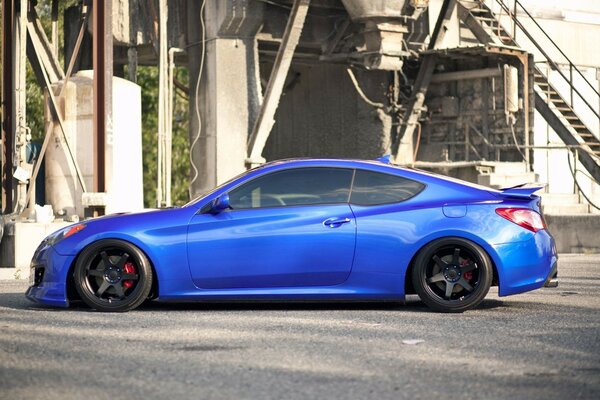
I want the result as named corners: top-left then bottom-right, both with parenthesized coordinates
top-left (412, 237), bottom-right (493, 313)
top-left (74, 239), bottom-right (153, 312)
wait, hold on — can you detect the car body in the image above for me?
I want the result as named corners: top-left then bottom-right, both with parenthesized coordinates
top-left (26, 158), bottom-right (558, 312)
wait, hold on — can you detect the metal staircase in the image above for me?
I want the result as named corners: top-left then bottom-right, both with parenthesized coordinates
top-left (458, 0), bottom-right (600, 184)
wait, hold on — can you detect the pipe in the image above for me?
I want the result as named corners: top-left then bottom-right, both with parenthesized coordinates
top-left (157, 0), bottom-right (168, 207)
top-left (346, 68), bottom-right (385, 109)
top-left (166, 48), bottom-right (184, 207)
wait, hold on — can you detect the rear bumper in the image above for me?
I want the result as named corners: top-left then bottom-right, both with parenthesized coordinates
top-left (493, 229), bottom-right (558, 296)
top-left (543, 261), bottom-right (558, 288)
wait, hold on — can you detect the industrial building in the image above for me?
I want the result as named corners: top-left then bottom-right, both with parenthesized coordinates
top-left (1, 0), bottom-right (599, 279)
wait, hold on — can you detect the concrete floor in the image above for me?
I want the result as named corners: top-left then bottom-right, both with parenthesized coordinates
top-left (1, 254), bottom-right (599, 400)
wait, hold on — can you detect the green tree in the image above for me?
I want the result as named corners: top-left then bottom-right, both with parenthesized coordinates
top-left (137, 66), bottom-right (190, 208)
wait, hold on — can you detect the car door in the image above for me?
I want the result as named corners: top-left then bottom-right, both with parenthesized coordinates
top-left (187, 167), bottom-right (356, 289)
top-left (349, 168), bottom-right (426, 275)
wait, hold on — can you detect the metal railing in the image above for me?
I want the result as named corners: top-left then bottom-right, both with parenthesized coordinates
top-left (489, 0), bottom-right (600, 123)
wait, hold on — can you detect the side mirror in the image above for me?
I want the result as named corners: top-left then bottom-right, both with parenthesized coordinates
top-left (210, 193), bottom-right (231, 214)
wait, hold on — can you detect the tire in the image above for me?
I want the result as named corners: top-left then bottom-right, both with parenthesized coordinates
top-left (74, 239), bottom-right (153, 312)
top-left (411, 237), bottom-right (493, 313)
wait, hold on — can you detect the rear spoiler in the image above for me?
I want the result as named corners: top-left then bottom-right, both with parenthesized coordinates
top-left (498, 183), bottom-right (545, 199)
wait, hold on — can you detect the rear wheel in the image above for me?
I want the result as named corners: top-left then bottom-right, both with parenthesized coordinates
top-left (412, 237), bottom-right (492, 313)
top-left (74, 239), bottom-right (152, 312)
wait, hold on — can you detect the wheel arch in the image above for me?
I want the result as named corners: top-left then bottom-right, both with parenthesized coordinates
top-left (404, 233), bottom-right (500, 295)
top-left (65, 237), bottom-right (160, 303)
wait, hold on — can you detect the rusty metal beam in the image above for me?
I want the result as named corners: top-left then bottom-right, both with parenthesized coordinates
top-left (1, 0), bottom-right (15, 213)
top-left (23, 6), bottom-right (90, 212)
top-left (63, 7), bottom-right (89, 92)
top-left (246, 0), bottom-right (311, 167)
top-left (322, 17), bottom-right (350, 57)
top-left (29, 21), bottom-right (87, 195)
top-left (428, 0), bottom-right (457, 50)
top-left (456, 3), bottom-right (495, 45)
top-left (92, 0), bottom-right (112, 194)
top-left (535, 93), bottom-right (600, 183)
top-left (392, 0), bottom-right (458, 164)
top-left (392, 53), bottom-right (437, 164)
top-left (26, 6), bottom-right (65, 85)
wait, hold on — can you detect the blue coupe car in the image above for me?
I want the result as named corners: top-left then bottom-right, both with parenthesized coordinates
top-left (26, 158), bottom-right (558, 312)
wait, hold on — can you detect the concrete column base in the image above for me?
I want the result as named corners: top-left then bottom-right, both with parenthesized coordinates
top-left (0, 221), bottom-right (70, 279)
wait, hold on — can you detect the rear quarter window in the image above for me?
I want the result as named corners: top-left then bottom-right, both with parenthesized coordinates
top-left (350, 170), bottom-right (425, 205)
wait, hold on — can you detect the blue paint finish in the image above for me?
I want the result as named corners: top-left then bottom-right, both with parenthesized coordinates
top-left (498, 184), bottom-right (545, 199)
top-left (187, 204), bottom-right (356, 288)
top-left (443, 204), bottom-right (467, 218)
top-left (25, 244), bottom-right (75, 307)
top-left (375, 154), bottom-right (392, 164)
top-left (25, 158), bottom-right (557, 308)
top-left (492, 230), bottom-right (557, 296)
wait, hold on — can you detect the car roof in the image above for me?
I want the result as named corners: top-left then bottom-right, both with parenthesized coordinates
top-left (186, 157), bottom-right (497, 208)
top-left (261, 158), bottom-right (497, 193)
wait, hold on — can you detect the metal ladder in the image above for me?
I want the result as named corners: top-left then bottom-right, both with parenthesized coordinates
top-left (458, 0), bottom-right (600, 183)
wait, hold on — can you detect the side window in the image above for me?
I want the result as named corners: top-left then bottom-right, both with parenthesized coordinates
top-left (350, 170), bottom-right (424, 205)
top-left (229, 168), bottom-right (353, 209)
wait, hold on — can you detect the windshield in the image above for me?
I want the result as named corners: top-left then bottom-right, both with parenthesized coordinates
top-left (183, 170), bottom-right (247, 207)
top-left (184, 164), bottom-right (270, 207)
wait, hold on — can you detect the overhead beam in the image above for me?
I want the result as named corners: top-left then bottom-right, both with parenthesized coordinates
top-left (430, 67), bottom-right (502, 83)
top-left (246, 0), bottom-right (311, 167)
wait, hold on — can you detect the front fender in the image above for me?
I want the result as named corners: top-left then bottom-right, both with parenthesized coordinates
top-left (53, 208), bottom-right (197, 295)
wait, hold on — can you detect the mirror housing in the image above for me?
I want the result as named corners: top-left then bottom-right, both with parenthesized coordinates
top-left (209, 194), bottom-right (231, 214)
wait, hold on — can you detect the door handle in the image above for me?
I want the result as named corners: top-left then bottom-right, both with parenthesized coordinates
top-left (323, 217), bottom-right (351, 228)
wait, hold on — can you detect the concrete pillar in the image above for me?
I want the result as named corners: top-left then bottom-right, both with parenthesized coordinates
top-left (187, 0), bottom-right (263, 198)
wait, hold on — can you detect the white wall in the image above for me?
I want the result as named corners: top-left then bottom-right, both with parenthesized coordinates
top-left (45, 71), bottom-right (144, 218)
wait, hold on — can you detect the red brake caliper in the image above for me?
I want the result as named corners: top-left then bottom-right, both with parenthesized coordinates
top-left (123, 262), bottom-right (137, 289)
top-left (461, 259), bottom-right (473, 281)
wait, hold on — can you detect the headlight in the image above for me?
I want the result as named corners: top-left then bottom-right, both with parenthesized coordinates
top-left (46, 223), bottom-right (87, 246)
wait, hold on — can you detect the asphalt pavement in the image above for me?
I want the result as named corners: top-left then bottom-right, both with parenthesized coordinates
top-left (1, 254), bottom-right (599, 400)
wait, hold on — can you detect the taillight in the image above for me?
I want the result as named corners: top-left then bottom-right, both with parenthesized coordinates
top-left (495, 208), bottom-right (546, 232)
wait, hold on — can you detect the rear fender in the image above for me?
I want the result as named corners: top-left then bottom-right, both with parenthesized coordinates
top-left (406, 230), bottom-right (502, 287)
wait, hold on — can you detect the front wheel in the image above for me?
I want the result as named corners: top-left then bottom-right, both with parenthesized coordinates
top-left (412, 238), bottom-right (493, 313)
top-left (74, 239), bottom-right (153, 312)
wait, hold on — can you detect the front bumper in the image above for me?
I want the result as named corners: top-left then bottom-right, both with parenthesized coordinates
top-left (26, 283), bottom-right (70, 308)
top-left (25, 242), bottom-right (75, 308)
